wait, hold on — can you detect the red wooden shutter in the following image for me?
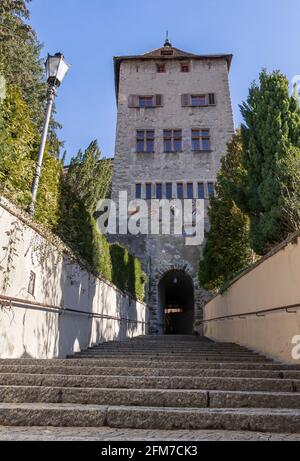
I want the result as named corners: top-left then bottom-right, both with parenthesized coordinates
top-left (208, 93), bottom-right (216, 105)
top-left (181, 94), bottom-right (190, 107)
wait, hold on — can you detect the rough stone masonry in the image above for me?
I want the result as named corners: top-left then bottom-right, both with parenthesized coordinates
top-left (110, 39), bottom-right (234, 334)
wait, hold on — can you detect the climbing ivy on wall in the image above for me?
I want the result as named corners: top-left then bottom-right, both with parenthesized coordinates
top-left (58, 141), bottom-right (147, 301)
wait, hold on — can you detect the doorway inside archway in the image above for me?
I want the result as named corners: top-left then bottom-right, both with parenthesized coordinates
top-left (158, 270), bottom-right (194, 335)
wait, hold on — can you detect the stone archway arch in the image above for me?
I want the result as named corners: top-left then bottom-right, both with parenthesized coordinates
top-left (148, 262), bottom-right (206, 335)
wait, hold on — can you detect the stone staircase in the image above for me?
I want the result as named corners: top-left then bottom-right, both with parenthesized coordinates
top-left (0, 335), bottom-right (300, 434)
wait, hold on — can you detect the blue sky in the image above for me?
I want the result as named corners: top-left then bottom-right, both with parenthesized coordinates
top-left (29, 0), bottom-right (300, 162)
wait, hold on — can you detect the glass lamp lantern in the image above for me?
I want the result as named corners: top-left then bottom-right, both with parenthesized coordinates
top-left (45, 53), bottom-right (70, 87)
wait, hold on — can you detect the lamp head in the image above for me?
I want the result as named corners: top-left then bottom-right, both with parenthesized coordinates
top-left (45, 53), bottom-right (70, 87)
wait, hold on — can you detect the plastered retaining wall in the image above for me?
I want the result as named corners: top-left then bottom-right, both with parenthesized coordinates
top-left (203, 232), bottom-right (300, 364)
top-left (0, 197), bottom-right (147, 359)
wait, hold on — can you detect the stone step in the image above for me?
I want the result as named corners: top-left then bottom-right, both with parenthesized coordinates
top-left (0, 386), bottom-right (207, 408)
top-left (76, 348), bottom-right (262, 354)
top-left (106, 406), bottom-right (300, 433)
top-left (0, 358), bottom-right (297, 370)
top-left (74, 347), bottom-right (261, 357)
top-left (0, 403), bottom-right (299, 433)
top-left (0, 373), bottom-right (298, 392)
top-left (89, 348), bottom-right (262, 354)
top-left (2, 427), bottom-right (300, 441)
top-left (70, 354), bottom-right (271, 363)
top-left (130, 336), bottom-right (207, 341)
top-left (0, 386), bottom-right (300, 409)
top-left (0, 364), bottom-right (299, 379)
top-left (92, 343), bottom-right (250, 349)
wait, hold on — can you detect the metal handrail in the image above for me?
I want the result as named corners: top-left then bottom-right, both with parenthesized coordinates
top-left (201, 302), bottom-right (300, 324)
top-left (0, 294), bottom-right (149, 326)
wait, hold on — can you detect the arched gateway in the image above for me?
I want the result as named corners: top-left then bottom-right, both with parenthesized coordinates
top-left (158, 270), bottom-right (194, 335)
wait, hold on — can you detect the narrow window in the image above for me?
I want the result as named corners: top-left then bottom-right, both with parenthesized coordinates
top-left (166, 183), bottom-right (172, 199)
top-left (187, 183), bottom-right (193, 199)
top-left (191, 95), bottom-right (207, 107)
top-left (163, 130), bottom-right (182, 153)
top-left (137, 130), bottom-right (145, 153)
top-left (173, 130), bottom-right (182, 152)
top-left (136, 130), bottom-right (155, 153)
top-left (198, 182), bottom-right (205, 199)
top-left (135, 183), bottom-right (142, 199)
top-left (146, 183), bottom-right (152, 200)
top-left (181, 63), bottom-right (190, 72)
top-left (163, 130), bottom-right (172, 153)
top-left (177, 183), bottom-right (184, 199)
top-left (209, 93), bottom-right (216, 105)
top-left (146, 130), bottom-right (155, 153)
top-left (156, 64), bottom-right (166, 73)
top-left (139, 96), bottom-right (154, 108)
top-left (192, 129), bottom-right (211, 152)
top-left (208, 182), bottom-right (215, 198)
top-left (156, 183), bottom-right (162, 199)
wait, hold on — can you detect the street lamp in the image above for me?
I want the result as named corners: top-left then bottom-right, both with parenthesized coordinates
top-left (28, 53), bottom-right (70, 216)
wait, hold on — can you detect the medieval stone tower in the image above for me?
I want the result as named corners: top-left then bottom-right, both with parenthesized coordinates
top-left (111, 39), bottom-right (234, 335)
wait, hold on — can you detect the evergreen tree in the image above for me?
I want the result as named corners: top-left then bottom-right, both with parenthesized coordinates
top-left (199, 133), bottom-right (252, 291)
top-left (59, 140), bottom-right (113, 268)
top-left (65, 140), bottom-right (113, 212)
top-left (238, 70), bottom-right (300, 254)
top-left (0, 85), bottom-right (63, 227)
top-left (0, 86), bottom-right (35, 207)
top-left (34, 150), bottom-right (63, 229)
top-left (279, 146), bottom-right (300, 233)
top-left (0, 0), bottom-right (62, 156)
top-left (58, 141), bottom-right (145, 300)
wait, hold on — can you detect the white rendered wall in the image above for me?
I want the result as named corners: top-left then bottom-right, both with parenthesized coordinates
top-left (0, 197), bottom-right (147, 359)
top-left (203, 233), bottom-right (300, 364)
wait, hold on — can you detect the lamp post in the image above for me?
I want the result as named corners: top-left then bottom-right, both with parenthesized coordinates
top-left (28, 53), bottom-right (70, 216)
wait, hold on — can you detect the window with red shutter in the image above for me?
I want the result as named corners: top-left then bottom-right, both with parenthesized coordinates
top-left (139, 96), bottom-right (154, 108)
top-left (157, 64), bottom-right (166, 73)
top-left (181, 63), bottom-right (190, 73)
top-left (191, 95), bottom-right (207, 107)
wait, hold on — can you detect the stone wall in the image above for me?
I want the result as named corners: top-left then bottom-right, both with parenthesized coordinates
top-left (113, 58), bottom-right (234, 199)
top-left (203, 232), bottom-right (300, 364)
top-left (0, 197), bottom-right (147, 359)
top-left (111, 53), bottom-right (234, 332)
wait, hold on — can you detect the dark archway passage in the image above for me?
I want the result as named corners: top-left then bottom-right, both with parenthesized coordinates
top-left (158, 270), bottom-right (194, 335)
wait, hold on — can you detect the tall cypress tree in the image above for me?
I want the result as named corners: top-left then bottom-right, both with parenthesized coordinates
top-left (238, 70), bottom-right (300, 254)
top-left (199, 133), bottom-right (252, 291)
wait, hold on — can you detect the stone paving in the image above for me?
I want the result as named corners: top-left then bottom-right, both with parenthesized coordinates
top-left (0, 427), bottom-right (299, 441)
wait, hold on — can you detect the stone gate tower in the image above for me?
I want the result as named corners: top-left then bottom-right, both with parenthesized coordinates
top-left (111, 39), bottom-right (234, 335)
